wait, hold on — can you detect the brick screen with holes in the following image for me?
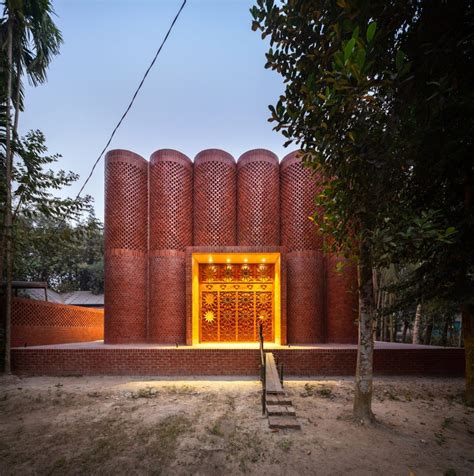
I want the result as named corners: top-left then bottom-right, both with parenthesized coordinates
top-left (237, 149), bottom-right (280, 246)
top-left (101, 148), bottom-right (358, 345)
top-left (7, 298), bottom-right (103, 347)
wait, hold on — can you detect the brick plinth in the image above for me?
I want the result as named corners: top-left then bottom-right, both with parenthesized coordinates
top-left (11, 346), bottom-right (465, 377)
top-left (149, 250), bottom-right (186, 344)
top-left (193, 150), bottom-right (237, 246)
top-left (237, 149), bottom-right (280, 246)
top-left (326, 255), bottom-right (358, 344)
top-left (286, 251), bottom-right (325, 343)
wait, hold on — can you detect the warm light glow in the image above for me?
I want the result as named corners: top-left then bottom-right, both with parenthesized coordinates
top-left (191, 252), bottom-right (282, 345)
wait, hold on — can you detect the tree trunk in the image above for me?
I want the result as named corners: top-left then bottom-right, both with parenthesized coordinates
top-left (413, 303), bottom-right (422, 344)
top-left (3, 20), bottom-right (14, 374)
top-left (353, 241), bottom-right (375, 422)
top-left (442, 317), bottom-right (450, 347)
top-left (462, 303), bottom-right (474, 406)
top-left (424, 320), bottom-right (433, 345)
top-left (402, 320), bottom-right (409, 343)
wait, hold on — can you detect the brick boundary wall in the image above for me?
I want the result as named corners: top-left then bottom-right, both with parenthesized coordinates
top-left (11, 347), bottom-right (465, 377)
top-left (8, 298), bottom-right (103, 347)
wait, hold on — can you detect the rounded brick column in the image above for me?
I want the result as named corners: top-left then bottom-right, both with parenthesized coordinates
top-left (281, 151), bottom-right (324, 343)
top-left (287, 251), bottom-right (325, 343)
top-left (280, 151), bottom-right (322, 252)
top-left (104, 149), bottom-right (148, 343)
top-left (237, 149), bottom-right (280, 246)
top-left (148, 149), bottom-right (192, 343)
top-left (326, 255), bottom-right (358, 343)
top-left (193, 149), bottom-right (236, 246)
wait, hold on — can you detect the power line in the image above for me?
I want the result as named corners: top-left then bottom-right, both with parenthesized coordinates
top-left (53, 0), bottom-right (187, 232)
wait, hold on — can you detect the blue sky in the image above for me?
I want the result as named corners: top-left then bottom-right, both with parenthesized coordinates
top-left (20, 0), bottom-right (287, 221)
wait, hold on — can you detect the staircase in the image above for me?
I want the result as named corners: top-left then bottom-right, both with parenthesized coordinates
top-left (263, 352), bottom-right (300, 430)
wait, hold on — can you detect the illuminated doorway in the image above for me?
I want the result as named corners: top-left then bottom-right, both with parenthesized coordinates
top-left (191, 253), bottom-right (281, 344)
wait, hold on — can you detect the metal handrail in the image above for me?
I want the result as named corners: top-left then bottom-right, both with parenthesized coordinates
top-left (259, 323), bottom-right (266, 415)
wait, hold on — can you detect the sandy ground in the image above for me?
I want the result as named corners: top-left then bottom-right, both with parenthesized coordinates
top-left (0, 376), bottom-right (473, 476)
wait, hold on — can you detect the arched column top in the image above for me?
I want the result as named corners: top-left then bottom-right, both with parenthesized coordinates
top-left (150, 149), bottom-right (192, 170)
top-left (194, 149), bottom-right (235, 167)
top-left (237, 149), bottom-right (279, 168)
top-left (280, 150), bottom-right (306, 171)
top-left (105, 149), bottom-right (148, 171)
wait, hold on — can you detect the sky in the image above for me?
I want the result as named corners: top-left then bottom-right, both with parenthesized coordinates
top-left (20, 0), bottom-right (288, 221)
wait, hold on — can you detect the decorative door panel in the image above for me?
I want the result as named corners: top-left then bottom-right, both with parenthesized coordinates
top-left (199, 263), bottom-right (274, 342)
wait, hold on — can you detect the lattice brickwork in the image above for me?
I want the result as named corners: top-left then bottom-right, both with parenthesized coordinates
top-left (148, 251), bottom-right (186, 344)
top-left (150, 150), bottom-right (193, 251)
top-left (326, 254), bottom-right (358, 344)
top-left (9, 298), bottom-right (103, 347)
top-left (286, 251), bottom-right (325, 344)
top-left (193, 150), bottom-right (237, 246)
top-left (237, 150), bottom-right (280, 246)
top-left (280, 151), bottom-right (323, 252)
top-left (104, 150), bottom-right (148, 251)
top-left (104, 250), bottom-right (147, 343)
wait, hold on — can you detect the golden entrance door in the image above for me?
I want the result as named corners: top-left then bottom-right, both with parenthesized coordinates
top-left (199, 263), bottom-right (274, 342)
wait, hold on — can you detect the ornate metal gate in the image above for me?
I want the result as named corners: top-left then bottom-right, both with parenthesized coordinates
top-left (199, 263), bottom-right (274, 342)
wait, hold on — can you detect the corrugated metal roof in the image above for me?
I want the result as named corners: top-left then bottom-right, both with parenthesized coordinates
top-left (63, 291), bottom-right (104, 306)
top-left (19, 289), bottom-right (104, 306)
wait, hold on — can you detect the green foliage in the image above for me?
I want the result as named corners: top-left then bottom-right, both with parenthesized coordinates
top-left (14, 209), bottom-right (104, 294)
top-left (251, 0), bottom-right (473, 309)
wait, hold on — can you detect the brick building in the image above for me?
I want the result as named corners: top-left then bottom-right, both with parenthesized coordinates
top-left (104, 148), bottom-right (358, 346)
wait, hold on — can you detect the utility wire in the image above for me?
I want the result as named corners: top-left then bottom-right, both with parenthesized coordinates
top-left (53, 0), bottom-right (187, 234)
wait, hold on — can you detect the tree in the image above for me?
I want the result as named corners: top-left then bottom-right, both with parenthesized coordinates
top-left (251, 0), bottom-right (460, 420)
top-left (14, 205), bottom-right (103, 294)
top-left (0, 130), bottom-right (90, 372)
top-left (389, 1), bottom-right (474, 404)
top-left (0, 0), bottom-right (62, 373)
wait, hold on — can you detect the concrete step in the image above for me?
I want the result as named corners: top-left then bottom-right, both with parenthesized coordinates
top-left (267, 405), bottom-right (296, 417)
top-left (268, 415), bottom-right (301, 430)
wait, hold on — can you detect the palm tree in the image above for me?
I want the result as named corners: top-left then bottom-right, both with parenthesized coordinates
top-left (0, 0), bottom-right (62, 373)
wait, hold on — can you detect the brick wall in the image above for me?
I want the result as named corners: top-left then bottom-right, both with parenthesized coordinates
top-left (9, 298), bottom-right (103, 347)
top-left (104, 150), bottom-right (148, 343)
top-left (11, 346), bottom-right (465, 377)
top-left (102, 148), bottom-right (361, 345)
top-left (326, 255), bottom-right (359, 343)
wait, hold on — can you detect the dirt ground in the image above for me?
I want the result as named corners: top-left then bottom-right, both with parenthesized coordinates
top-left (0, 375), bottom-right (473, 476)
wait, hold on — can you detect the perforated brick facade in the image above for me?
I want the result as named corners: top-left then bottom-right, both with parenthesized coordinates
top-left (237, 149), bottom-right (280, 246)
top-left (193, 149), bottom-right (237, 246)
top-left (102, 148), bottom-right (358, 346)
top-left (8, 298), bottom-right (103, 347)
top-left (104, 150), bottom-right (148, 343)
top-left (280, 151), bottom-right (323, 252)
